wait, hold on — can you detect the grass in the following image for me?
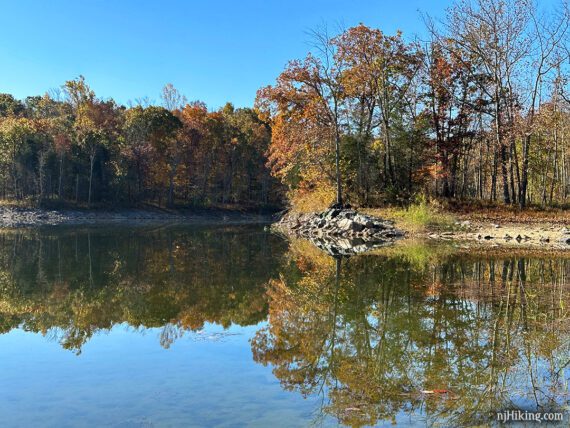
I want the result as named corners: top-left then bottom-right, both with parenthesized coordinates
top-left (365, 199), bottom-right (456, 233)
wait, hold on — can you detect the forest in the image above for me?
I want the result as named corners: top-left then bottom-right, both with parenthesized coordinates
top-left (258, 0), bottom-right (570, 210)
top-left (0, 81), bottom-right (282, 208)
top-left (1, 0), bottom-right (570, 210)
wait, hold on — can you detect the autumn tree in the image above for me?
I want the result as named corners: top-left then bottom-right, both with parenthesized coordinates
top-left (257, 28), bottom-right (348, 207)
top-left (0, 117), bottom-right (34, 199)
top-left (64, 76), bottom-right (122, 206)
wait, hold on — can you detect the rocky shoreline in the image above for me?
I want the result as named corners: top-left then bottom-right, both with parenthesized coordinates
top-left (0, 207), bottom-right (274, 228)
top-left (428, 221), bottom-right (570, 249)
top-left (273, 208), bottom-right (405, 256)
top-left (3, 206), bottom-right (569, 253)
top-left (275, 207), bottom-right (570, 255)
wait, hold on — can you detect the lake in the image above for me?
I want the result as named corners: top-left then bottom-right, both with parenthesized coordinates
top-left (0, 225), bottom-right (569, 427)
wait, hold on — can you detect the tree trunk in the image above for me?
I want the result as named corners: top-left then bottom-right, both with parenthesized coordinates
top-left (38, 150), bottom-right (46, 207)
top-left (75, 174), bottom-right (79, 204)
top-left (168, 161), bottom-right (178, 207)
top-left (58, 154), bottom-right (64, 199)
top-left (88, 152), bottom-right (95, 208)
top-left (334, 134), bottom-right (342, 206)
top-left (500, 143), bottom-right (510, 204)
top-left (520, 135), bottom-right (531, 208)
top-left (168, 173), bottom-right (175, 207)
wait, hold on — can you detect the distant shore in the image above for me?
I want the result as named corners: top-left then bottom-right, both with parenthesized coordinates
top-left (2, 204), bottom-right (569, 251)
top-left (0, 206), bottom-right (278, 228)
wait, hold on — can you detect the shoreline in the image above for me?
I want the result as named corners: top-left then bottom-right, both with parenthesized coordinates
top-left (278, 208), bottom-right (570, 251)
top-left (1, 206), bottom-right (569, 251)
top-left (418, 221), bottom-right (570, 249)
top-left (0, 207), bottom-right (277, 228)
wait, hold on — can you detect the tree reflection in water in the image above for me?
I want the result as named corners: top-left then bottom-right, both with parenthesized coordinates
top-left (251, 241), bottom-right (570, 426)
top-left (0, 228), bottom-right (569, 425)
top-left (0, 226), bottom-right (287, 352)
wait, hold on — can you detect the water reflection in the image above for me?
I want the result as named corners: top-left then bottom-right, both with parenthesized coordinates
top-left (252, 241), bottom-right (570, 426)
top-left (0, 226), bottom-right (286, 352)
top-left (0, 228), bottom-right (569, 426)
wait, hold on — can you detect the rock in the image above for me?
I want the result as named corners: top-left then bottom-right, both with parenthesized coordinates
top-left (274, 208), bottom-right (403, 255)
top-left (353, 214), bottom-right (368, 224)
top-left (328, 209), bottom-right (341, 219)
top-left (456, 220), bottom-right (471, 228)
top-left (351, 222), bottom-right (365, 232)
top-left (484, 235), bottom-right (493, 240)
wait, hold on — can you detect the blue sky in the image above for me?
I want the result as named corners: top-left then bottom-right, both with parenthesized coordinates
top-left (0, 0), bottom-right (451, 109)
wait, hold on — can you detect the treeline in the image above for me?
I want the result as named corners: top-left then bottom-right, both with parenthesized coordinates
top-left (257, 0), bottom-right (570, 209)
top-left (3, 0), bottom-right (569, 211)
top-left (0, 80), bottom-right (282, 208)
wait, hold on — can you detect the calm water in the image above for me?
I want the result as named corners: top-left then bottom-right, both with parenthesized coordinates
top-left (0, 225), bottom-right (569, 427)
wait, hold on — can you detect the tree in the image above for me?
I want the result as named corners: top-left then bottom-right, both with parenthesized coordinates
top-left (421, 41), bottom-right (481, 197)
top-left (64, 76), bottom-right (98, 206)
top-left (161, 83), bottom-right (187, 112)
top-left (123, 106), bottom-right (181, 205)
top-left (0, 94), bottom-right (24, 117)
top-left (0, 117), bottom-right (34, 199)
top-left (518, 5), bottom-right (570, 207)
top-left (257, 28), bottom-right (347, 206)
top-left (436, 0), bottom-right (570, 205)
top-left (337, 26), bottom-right (423, 188)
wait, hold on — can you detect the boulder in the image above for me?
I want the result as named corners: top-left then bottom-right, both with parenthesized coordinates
top-left (351, 222), bottom-right (365, 232)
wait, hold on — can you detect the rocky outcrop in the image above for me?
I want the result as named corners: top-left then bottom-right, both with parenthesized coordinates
top-left (274, 208), bottom-right (404, 256)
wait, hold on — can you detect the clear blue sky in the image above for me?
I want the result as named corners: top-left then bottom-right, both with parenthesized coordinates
top-left (0, 0), bottom-right (451, 109)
